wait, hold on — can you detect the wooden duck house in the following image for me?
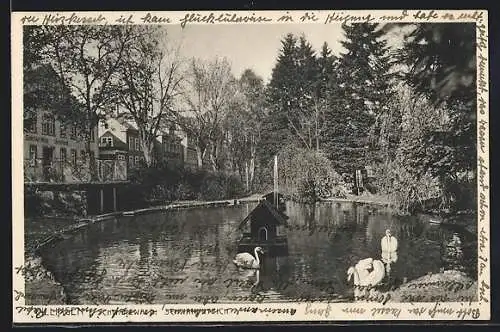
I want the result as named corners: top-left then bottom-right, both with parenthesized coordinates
top-left (263, 192), bottom-right (286, 213)
top-left (237, 197), bottom-right (289, 256)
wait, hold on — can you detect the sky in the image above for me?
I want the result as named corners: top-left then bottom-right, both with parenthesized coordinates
top-left (163, 23), bottom-right (412, 83)
top-left (165, 24), bottom-right (348, 83)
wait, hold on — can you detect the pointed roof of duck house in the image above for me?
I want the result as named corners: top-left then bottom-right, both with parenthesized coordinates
top-left (239, 199), bottom-right (289, 229)
top-left (263, 192), bottom-right (285, 202)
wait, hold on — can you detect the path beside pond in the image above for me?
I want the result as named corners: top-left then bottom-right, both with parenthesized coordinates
top-left (321, 193), bottom-right (390, 206)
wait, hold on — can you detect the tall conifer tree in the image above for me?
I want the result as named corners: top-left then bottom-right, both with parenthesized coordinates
top-left (323, 23), bottom-right (395, 175)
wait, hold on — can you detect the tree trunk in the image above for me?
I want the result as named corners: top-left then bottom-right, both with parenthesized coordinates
top-left (196, 146), bottom-right (204, 168)
top-left (308, 123), bottom-right (312, 150)
top-left (249, 141), bottom-right (256, 187)
top-left (245, 161), bottom-right (249, 191)
top-left (237, 161), bottom-right (244, 183)
top-left (142, 143), bottom-right (153, 167)
top-left (210, 155), bottom-right (217, 172)
top-left (139, 128), bottom-right (154, 168)
top-left (249, 157), bottom-right (255, 185)
top-left (86, 139), bottom-right (98, 182)
top-left (209, 145), bottom-right (218, 172)
top-left (315, 113), bottom-right (320, 152)
top-left (86, 123), bottom-right (98, 182)
top-left (315, 103), bottom-right (320, 152)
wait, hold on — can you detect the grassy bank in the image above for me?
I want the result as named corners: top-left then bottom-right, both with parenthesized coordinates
top-left (21, 255), bottom-right (67, 305)
top-left (25, 216), bottom-right (87, 254)
top-left (387, 270), bottom-right (477, 303)
top-left (23, 216), bottom-right (91, 305)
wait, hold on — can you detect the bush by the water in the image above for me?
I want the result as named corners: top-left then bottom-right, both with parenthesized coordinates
top-left (128, 163), bottom-right (248, 204)
top-left (24, 187), bottom-right (87, 217)
top-left (372, 160), bottom-right (440, 214)
top-left (373, 159), bottom-right (475, 215)
top-left (258, 145), bottom-right (348, 203)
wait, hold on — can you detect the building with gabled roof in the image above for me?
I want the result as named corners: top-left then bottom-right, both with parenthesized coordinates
top-left (24, 65), bottom-right (99, 183)
top-left (98, 116), bottom-right (197, 176)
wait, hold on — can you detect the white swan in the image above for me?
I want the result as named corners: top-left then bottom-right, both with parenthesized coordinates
top-left (347, 258), bottom-right (385, 298)
top-left (381, 229), bottom-right (398, 274)
top-left (382, 249), bottom-right (398, 263)
top-left (233, 247), bottom-right (264, 269)
top-left (381, 229), bottom-right (398, 252)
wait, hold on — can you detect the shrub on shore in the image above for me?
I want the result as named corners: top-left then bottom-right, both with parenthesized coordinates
top-left (128, 163), bottom-right (249, 204)
top-left (24, 187), bottom-right (87, 218)
top-left (372, 160), bottom-right (475, 215)
top-left (24, 165), bottom-right (248, 217)
top-left (257, 145), bottom-right (348, 203)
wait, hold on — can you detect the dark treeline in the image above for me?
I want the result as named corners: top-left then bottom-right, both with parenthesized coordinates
top-left (24, 23), bottom-right (477, 214)
top-left (256, 23), bottom-right (476, 214)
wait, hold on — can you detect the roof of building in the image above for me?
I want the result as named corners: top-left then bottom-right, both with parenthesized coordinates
top-left (239, 199), bottom-right (289, 229)
top-left (117, 118), bottom-right (139, 131)
top-left (98, 118), bottom-right (127, 144)
top-left (100, 115), bottom-right (189, 148)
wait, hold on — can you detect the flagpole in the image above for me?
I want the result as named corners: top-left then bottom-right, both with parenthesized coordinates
top-left (274, 155), bottom-right (278, 208)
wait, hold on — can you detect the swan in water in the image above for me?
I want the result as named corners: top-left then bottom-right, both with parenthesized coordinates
top-left (233, 247), bottom-right (264, 269)
top-left (381, 229), bottom-right (398, 252)
top-left (382, 251), bottom-right (398, 274)
top-left (347, 258), bottom-right (385, 298)
top-left (381, 229), bottom-right (398, 274)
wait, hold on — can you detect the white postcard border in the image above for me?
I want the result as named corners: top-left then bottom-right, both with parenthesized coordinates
top-left (11, 9), bottom-right (490, 323)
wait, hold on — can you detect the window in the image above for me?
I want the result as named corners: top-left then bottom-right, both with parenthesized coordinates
top-left (90, 127), bottom-right (95, 142)
top-left (60, 147), bottom-right (67, 164)
top-left (70, 125), bottom-right (77, 139)
top-left (128, 137), bottom-right (134, 151)
top-left (117, 154), bottom-right (125, 161)
top-left (71, 149), bottom-right (77, 165)
top-left (366, 166), bottom-right (374, 178)
top-left (60, 123), bottom-right (67, 138)
top-left (101, 137), bottom-right (113, 147)
top-left (41, 113), bottom-right (55, 136)
top-left (135, 138), bottom-right (140, 151)
top-left (129, 155), bottom-right (134, 167)
top-left (26, 112), bottom-right (37, 133)
top-left (81, 150), bottom-right (86, 163)
top-left (29, 145), bottom-right (37, 166)
top-left (135, 156), bottom-right (140, 164)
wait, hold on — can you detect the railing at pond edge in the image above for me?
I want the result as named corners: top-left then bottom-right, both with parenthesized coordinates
top-left (24, 158), bottom-right (127, 183)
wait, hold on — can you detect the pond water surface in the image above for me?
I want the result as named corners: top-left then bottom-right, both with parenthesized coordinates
top-left (38, 201), bottom-right (477, 304)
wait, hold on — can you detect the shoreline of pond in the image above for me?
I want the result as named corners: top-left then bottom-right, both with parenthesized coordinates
top-left (22, 195), bottom-right (475, 305)
top-left (25, 194), bottom-right (397, 254)
top-left (22, 195), bottom-right (266, 305)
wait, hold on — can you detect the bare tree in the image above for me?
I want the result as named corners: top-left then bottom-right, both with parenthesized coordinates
top-left (40, 25), bottom-right (140, 179)
top-left (115, 26), bottom-right (184, 167)
top-left (178, 57), bottom-right (238, 170)
top-left (226, 69), bottom-right (266, 189)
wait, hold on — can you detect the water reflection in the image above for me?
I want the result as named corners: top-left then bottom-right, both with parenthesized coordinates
top-left (38, 201), bottom-right (477, 305)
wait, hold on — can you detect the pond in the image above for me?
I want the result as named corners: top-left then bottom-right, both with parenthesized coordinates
top-left (38, 201), bottom-right (477, 305)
